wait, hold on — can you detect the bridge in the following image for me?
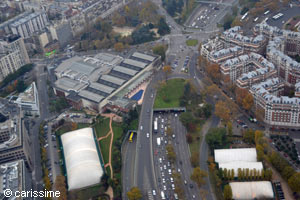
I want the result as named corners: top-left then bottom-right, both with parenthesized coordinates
top-left (195, 0), bottom-right (235, 6)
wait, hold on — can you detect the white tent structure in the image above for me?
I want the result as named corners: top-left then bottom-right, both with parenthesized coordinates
top-left (219, 161), bottom-right (263, 177)
top-left (215, 148), bottom-right (257, 164)
top-left (230, 181), bottom-right (274, 199)
top-left (61, 127), bottom-right (103, 190)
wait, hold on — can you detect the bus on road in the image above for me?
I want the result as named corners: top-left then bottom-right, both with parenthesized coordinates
top-left (129, 132), bottom-right (134, 142)
top-left (154, 120), bottom-right (158, 133)
top-left (241, 12), bottom-right (248, 21)
top-left (264, 10), bottom-right (270, 15)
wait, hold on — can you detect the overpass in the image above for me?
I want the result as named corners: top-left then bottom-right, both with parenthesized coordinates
top-left (195, 0), bottom-right (235, 6)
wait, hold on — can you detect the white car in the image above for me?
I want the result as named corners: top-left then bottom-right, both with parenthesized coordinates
top-left (146, 133), bottom-right (150, 138)
top-left (162, 119), bottom-right (164, 123)
top-left (174, 193), bottom-right (179, 200)
top-left (164, 165), bottom-right (167, 170)
top-left (163, 185), bottom-right (167, 190)
top-left (178, 168), bottom-right (181, 173)
top-left (168, 169), bottom-right (172, 175)
top-left (159, 158), bottom-right (162, 163)
top-left (152, 190), bottom-right (156, 196)
top-left (171, 184), bottom-right (175, 190)
top-left (140, 126), bottom-right (143, 130)
top-left (170, 177), bottom-right (174, 183)
top-left (175, 113), bottom-right (178, 117)
top-left (162, 172), bottom-right (165, 177)
top-left (161, 124), bottom-right (164, 129)
top-left (160, 166), bottom-right (163, 171)
top-left (162, 178), bottom-right (166, 183)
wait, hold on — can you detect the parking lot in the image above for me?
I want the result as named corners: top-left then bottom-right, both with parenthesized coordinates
top-left (150, 112), bottom-right (200, 200)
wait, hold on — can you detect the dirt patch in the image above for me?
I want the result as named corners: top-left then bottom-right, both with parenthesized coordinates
top-left (113, 26), bottom-right (134, 37)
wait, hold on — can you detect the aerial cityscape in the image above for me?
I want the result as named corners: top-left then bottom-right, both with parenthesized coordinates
top-left (0, 0), bottom-right (300, 200)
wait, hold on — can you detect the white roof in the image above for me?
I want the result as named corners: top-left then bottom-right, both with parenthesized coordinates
top-left (219, 161), bottom-right (263, 177)
top-left (215, 148), bottom-right (257, 164)
top-left (61, 128), bottom-right (103, 190)
top-left (230, 181), bottom-right (274, 199)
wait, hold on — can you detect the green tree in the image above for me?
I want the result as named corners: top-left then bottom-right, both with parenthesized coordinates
top-left (152, 44), bottom-right (167, 61)
top-left (237, 168), bottom-right (242, 180)
top-left (206, 127), bottom-right (227, 150)
top-left (190, 167), bottom-right (208, 188)
top-left (127, 187), bottom-right (142, 200)
top-left (227, 121), bottom-right (233, 137)
top-left (243, 129), bottom-right (255, 144)
top-left (224, 184), bottom-right (233, 200)
top-left (264, 169), bottom-right (273, 181)
top-left (157, 17), bottom-right (170, 35)
top-left (190, 151), bottom-right (200, 167)
top-left (288, 173), bottom-right (300, 192)
top-left (283, 166), bottom-right (295, 180)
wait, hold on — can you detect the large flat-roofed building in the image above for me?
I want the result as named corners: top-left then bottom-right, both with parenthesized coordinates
top-left (0, 159), bottom-right (32, 200)
top-left (54, 52), bottom-right (159, 112)
top-left (230, 181), bottom-right (274, 199)
top-left (61, 128), bottom-right (103, 190)
top-left (14, 82), bottom-right (40, 116)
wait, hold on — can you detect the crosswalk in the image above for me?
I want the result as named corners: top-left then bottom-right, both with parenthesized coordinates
top-left (148, 191), bottom-right (154, 200)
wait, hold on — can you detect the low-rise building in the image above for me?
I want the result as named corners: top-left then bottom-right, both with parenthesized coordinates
top-left (14, 82), bottom-right (40, 116)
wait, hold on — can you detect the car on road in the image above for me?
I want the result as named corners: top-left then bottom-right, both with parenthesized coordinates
top-left (171, 184), bottom-right (175, 190)
top-left (162, 172), bottom-right (165, 177)
top-left (146, 133), bottom-right (150, 138)
top-left (189, 184), bottom-right (194, 189)
top-left (192, 195), bottom-right (196, 198)
top-left (177, 168), bottom-right (181, 173)
top-left (140, 126), bottom-right (143, 130)
top-left (174, 193), bottom-right (179, 199)
top-left (170, 177), bottom-right (174, 183)
top-left (159, 158), bottom-right (162, 163)
top-left (163, 185), bottom-right (167, 190)
top-left (168, 169), bottom-right (172, 175)
top-left (152, 190), bottom-right (156, 196)
top-left (164, 165), bottom-right (167, 170)
top-left (172, 134), bottom-right (176, 138)
top-left (184, 180), bottom-right (187, 185)
top-left (162, 178), bottom-right (166, 183)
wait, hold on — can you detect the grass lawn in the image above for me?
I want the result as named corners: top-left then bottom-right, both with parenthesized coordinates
top-left (186, 39), bottom-right (198, 46)
top-left (56, 123), bottom-right (90, 136)
top-left (112, 122), bottom-right (123, 142)
top-left (94, 117), bottom-right (110, 138)
top-left (154, 79), bottom-right (185, 109)
top-left (69, 183), bottom-right (103, 200)
top-left (99, 134), bottom-right (111, 164)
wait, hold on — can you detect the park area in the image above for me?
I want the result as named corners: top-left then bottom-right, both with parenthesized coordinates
top-left (154, 79), bottom-right (185, 108)
top-left (186, 39), bottom-right (198, 46)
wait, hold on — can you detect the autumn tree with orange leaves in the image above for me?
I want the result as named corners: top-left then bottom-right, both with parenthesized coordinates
top-left (215, 100), bottom-right (231, 122)
top-left (205, 63), bottom-right (221, 83)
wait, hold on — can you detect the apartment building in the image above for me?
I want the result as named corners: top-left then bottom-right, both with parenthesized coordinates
top-left (220, 26), bottom-right (267, 54)
top-left (220, 52), bottom-right (276, 85)
top-left (208, 46), bottom-right (244, 64)
top-left (0, 11), bottom-right (49, 38)
top-left (250, 78), bottom-right (300, 128)
top-left (254, 22), bottom-right (300, 56)
top-left (0, 36), bottom-right (30, 82)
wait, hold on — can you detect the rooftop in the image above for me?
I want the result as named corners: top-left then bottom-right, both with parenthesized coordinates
top-left (0, 160), bottom-right (23, 198)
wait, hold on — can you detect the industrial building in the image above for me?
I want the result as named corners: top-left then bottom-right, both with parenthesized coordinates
top-left (61, 128), bottom-right (103, 190)
top-left (54, 52), bottom-right (159, 112)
